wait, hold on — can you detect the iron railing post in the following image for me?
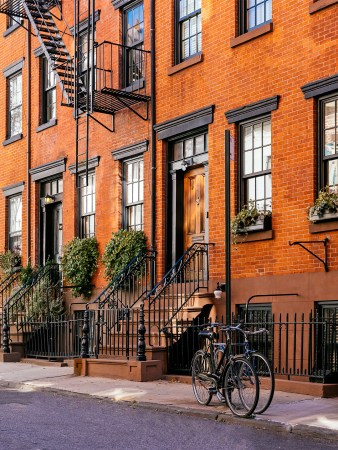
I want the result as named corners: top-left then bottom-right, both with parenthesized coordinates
top-left (137, 302), bottom-right (146, 361)
top-left (81, 309), bottom-right (90, 358)
top-left (2, 308), bottom-right (10, 354)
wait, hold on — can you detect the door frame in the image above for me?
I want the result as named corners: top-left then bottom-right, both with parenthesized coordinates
top-left (40, 193), bottom-right (63, 265)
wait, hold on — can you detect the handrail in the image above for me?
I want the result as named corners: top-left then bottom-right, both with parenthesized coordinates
top-left (88, 250), bottom-right (156, 309)
top-left (145, 243), bottom-right (212, 342)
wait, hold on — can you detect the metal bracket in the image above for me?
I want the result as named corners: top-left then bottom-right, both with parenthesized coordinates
top-left (88, 113), bottom-right (115, 133)
top-left (289, 238), bottom-right (329, 272)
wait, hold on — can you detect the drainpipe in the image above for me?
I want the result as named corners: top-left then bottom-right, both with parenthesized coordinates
top-left (225, 130), bottom-right (231, 325)
top-left (26, 23), bottom-right (32, 261)
top-left (150, 0), bottom-right (156, 285)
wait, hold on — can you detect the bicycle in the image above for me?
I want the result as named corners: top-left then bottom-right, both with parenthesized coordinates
top-left (212, 321), bottom-right (275, 414)
top-left (191, 323), bottom-right (260, 418)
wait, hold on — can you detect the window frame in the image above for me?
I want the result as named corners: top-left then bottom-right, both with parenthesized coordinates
top-left (41, 57), bottom-right (56, 124)
top-left (175, 0), bottom-right (202, 64)
top-left (122, 0), bottom-right (145, 89)
top-left (318, 93), bottom-right (338, 191)
top-left (7, 194), bottom-right (22, 254)
top-left (239, 114), bottom-right (272, 213)
top-left (239, 0), bottom-right (272, 35)
top-left (7, 71), bottom-right (22, 139)
top-left (78, 172), bottom-right (96, 238)
top-left (123, 156), bottom-right (144, 231)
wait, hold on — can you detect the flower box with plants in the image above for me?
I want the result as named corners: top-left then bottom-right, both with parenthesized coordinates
top-left (231, 202), bottom-right (272, 241)
top-left (308, 187), bottom-right (338, 223)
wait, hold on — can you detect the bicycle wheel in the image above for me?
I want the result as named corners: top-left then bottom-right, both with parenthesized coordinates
top-left (223, 356), bottom-right (259, 417)
top-left (191, 350), bottom-right (213, 406)
top-left (249, 352), bottom-right (275, 414)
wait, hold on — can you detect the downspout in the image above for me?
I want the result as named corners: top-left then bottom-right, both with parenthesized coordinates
top-left (150, 0), bottom-right (156, 284)
top-left (26, 23), bottom-right (31, 261)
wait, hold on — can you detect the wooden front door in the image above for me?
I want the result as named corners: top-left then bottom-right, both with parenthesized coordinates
top-left (184, 167), bottom-right (206, 250)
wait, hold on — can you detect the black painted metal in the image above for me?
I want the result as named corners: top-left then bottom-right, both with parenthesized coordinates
top-left (145, 243), bottom-right (211, 346)
top-left (81, 309), bottom-right (89, 358)
top-left (136, 302), bottom-right (146, 361)
top-left (89, 250), bottom-right (156, 310)
top-left (2, 309), bottom-right (10, 354)
top-left (165, 312), bottom-right (338, 382)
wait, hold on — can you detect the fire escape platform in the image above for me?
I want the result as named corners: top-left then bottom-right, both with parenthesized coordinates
top-left (87, 88), bottom-right (150, 115)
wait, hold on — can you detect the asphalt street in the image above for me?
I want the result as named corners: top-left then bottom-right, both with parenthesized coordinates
top-left (0, 385), bottom-right (336, 450)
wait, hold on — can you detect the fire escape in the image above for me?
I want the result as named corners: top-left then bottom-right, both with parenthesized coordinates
top-left (0, 0), bottom-right (151, 180)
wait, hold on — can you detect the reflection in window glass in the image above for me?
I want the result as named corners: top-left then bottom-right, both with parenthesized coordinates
top-left (244, 0), bottom-right (272, 32)
top-left (323, 97), bottom-right (338, 189)
top-left (241, 118), bottom-right (271, 211)
top-left (124, 158), bottom-right (144, 230)
top-left (8, 72), bottom-right (22, 137)
top-left (178, 0), bottom-right (202, 61)
top-left (80, 173), bottom-right (95, 238)
top-left (171, 132), bottom-right (208, 163)
top-left (8, 195), bottom-right (22, 253)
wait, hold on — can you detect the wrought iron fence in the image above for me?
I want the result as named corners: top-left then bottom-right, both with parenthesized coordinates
top-left (21, 307), bottom-right (142, 360)
top-left (164, 313), bottom-right (338, 383)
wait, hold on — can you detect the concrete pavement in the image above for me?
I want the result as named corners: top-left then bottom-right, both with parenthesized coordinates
top-left (0, 361), bottom-right (337, 442)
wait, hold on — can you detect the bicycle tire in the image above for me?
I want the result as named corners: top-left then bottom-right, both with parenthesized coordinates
top-left (249, 352), bottom-right (275, 414)
top-left (223, 356), bottom-right (259, 417)
top-left (191, 350), bottom-right (213, 406)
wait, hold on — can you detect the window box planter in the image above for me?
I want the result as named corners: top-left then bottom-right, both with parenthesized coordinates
top-left (309, 210), bottom-right (338, 223)
top-left (236, 214), bottom-right (272, 234)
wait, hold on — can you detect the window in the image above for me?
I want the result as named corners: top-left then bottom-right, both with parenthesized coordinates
top-left (123, 1), bottom-right (144, 87)
top-left (8, 72), bottom-right (22, 138)
top-left (240, 117), bottom-right (272, 212)
top-left (240, 0), bottom-right (272, 34)
top-left (123, 158), bottom-right (144, 230)
top-left (176, 0), bottom-right (202, 62)
top-left (8, 195), bottom-right (22, 253)
top-left (42, 58), bottom-right (56, 123)
top-left (78, 29), bottom-right (94, 91)
top-left (79, 172), bottom-right (95, 238)
top-left (171, 132), bottom-right (208, 162)
top-left (320, 95), bottom-right (338, 189)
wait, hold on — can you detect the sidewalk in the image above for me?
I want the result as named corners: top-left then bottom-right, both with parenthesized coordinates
top-left (0, 361), bottom-right (337, 441)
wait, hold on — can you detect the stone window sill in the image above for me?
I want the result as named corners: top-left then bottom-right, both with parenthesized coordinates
top-left (230, 22), bottom-right (273, 48)
top-left (3, 21), bottom-right (21, 37)
top-left (309, 0), bottom-right (338, 14)
top-left (168, 53), bottom-right (203, 76)
top-left (309, 220), bottom-right (338, 233)
top-left (234, 229), bottom-right (274, 243)
top-left (36, 119), bottom-right (57, 133)
top-left (2, 133), bottom-right (23, 146)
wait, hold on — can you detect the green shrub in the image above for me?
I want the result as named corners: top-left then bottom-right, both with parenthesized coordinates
top-left (61, 237), bottom-right (99, 298)
top-left (0, 250), bottom-right (21, 278)
top-left (102, 229), bottom-right (147, 281)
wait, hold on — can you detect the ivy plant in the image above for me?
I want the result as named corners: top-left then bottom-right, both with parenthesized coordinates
top-left (61, 237), bottom-right (99, 298)
top-left (102, 229), bottom-right (147, 281)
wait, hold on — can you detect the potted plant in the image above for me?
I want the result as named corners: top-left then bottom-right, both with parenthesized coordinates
top-left (231, 202), bottom-right (272, 242)
top-left (308, 186), bottom-right (338, 222)
top-left (102, 229), bottom-right (147, 281)
top-left (61, 237), bottom-right (99, 298)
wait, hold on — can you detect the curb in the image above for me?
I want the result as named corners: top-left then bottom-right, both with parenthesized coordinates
top-left (1, 379), bottom-right (337, 442)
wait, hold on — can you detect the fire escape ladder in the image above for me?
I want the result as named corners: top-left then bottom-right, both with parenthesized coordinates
top-left (20, 0), bottom-right (75, 106)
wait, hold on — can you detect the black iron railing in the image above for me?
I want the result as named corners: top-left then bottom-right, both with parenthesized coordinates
top-left (4, 263), bottom-right (61, 339)
top-left (145, 243), bottom-right (211, 346)
top-left (89, 250), bottom-right (156, 310)
top-left (164, 312), bottom-right (338, 383)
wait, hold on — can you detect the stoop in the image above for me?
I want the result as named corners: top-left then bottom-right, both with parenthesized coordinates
top-left (74, 358), bottom-right (162, 382)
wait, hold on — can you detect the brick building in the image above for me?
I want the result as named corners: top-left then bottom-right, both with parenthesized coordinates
top-left (0, 1), bottom-right (337, 385)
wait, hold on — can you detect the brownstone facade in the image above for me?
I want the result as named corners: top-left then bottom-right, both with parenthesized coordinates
top-left (1, 0), bottom-right (338, 322)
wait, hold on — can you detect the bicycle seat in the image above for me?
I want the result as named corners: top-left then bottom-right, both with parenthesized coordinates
top-left (198, 330), bottom-right (218, 340)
